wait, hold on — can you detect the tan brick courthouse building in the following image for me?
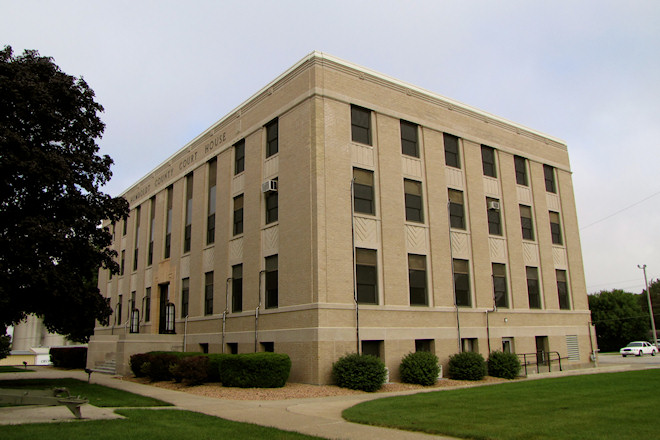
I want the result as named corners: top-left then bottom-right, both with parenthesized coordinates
top-left (88, 52), bottom-right (595, 383)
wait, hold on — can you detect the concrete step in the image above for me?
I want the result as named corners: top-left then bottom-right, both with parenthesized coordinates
top-left (92, 359), bottom-right (117, 375)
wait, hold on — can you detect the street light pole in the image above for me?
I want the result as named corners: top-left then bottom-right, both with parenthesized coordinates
top-left (638, 264), bottom-right (658, 348)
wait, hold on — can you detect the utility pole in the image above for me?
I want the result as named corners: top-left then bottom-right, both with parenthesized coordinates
top-left (638, 264), bottom-right (658, 348)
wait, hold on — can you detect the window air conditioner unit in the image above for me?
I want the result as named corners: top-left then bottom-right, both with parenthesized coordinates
top-left (488, 201), bottom-right (500, 211)
top-left (261, 180), bottom-right (278, 193)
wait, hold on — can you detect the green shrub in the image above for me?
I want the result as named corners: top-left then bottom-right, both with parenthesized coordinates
top-left (399, 351), bottom-right (440, 386)
top-left (487, 351), bottom-right (521, 379)
top-left (129, 353), bottom-right (151, 378)
top-left (332, 353), bottom-right (387, 392)
top-left (206, 353), bottom-right (232, 382)
top-left (49, 346), bottom-right (87, 369)
top-left (220, 353), bottom-right (291, 388)
top-left (447, 351), bottom-right (487, 381)
top-left (171, 356), bottom-right (210, 385)
top-left (142, 353), bottom-right (179, 381)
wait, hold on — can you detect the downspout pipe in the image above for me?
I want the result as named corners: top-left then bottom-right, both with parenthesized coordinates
top-left (350, 178), bottom-right (360, 354)
top-left (255, 270), bottom-right (265, 353)
top-left (222, 278), bottom-right (231, 354)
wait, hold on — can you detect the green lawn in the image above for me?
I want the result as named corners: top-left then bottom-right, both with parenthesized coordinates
top-left (0, 408), bottom-right (323, 440)
top-left (0, 366), bottom-right (34, 373)
top-left (343, 369), bottom-right (660, 440)
top-left (0, 378), bottom-right (170, 407)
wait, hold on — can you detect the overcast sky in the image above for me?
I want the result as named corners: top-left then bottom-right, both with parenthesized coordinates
top-left (2, 0), bottom-right (659, 295)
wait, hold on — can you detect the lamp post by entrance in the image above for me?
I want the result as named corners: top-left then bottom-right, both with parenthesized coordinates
top-left (638, 264), bottom-right (658, 348)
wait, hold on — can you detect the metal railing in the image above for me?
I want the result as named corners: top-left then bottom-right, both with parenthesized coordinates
top-left (517, 351), bottom-right (563, 376)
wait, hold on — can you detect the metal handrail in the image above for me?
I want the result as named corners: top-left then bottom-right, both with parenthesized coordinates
top-left (516, 351), bottom-right (563, 376)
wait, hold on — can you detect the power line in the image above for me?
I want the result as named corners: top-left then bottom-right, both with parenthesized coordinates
top-left (580, 189), bottom-right (660, 230)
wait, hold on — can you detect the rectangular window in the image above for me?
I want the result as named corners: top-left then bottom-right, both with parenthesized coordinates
top-left (481, 145), bottom-right (497, 177)
top-left (448, 189), bottom-right (465, 229)
top-left (557, 270), bottom-right (570, 310)
top-left (355, 248), bottom-right (378, 304)
top-left (181, 278), bottom-right (189, 318)
top-left (164, 186), bottom-right (173, 258)
top-left (361, 340), bottom-right (382, 358)
top-left (351, 105), bottom-right (371, 145)
top-left (204, 271), bottom-right (214, 315)
top-left (492, 263), bottom-right (508, 308)
top-left (408, 254), bottom-right (428, 306)
top-left (233, 195), bottom-right (244, 236)
top-left (234, 139), bottom-right (245, 175)
top-left (122, 219), bottom-right (127, 236)
top-left (502, 337), bottom-right (514, 353)
top-left (133, 206), bottom-right (140, 271)
top-left (207, 159), bottom-right (217, 245)
top-left (353, 168), bottom-right (375, 215)
top-left (232, 264), bottom-right (243, 313)
top-left (514, 156), bottom-right (528, 186)
top-left (265, 178), bottom-right (278, 224)
top-left (526, 266), bottom-right (541, 309)
top-left (261, 342), bottom-right (274, 353)
top-left (148, 197), bottom-right (155, 266)
top-left (415, 339), bottom-right (433, 353)
top-left (520, 205), bottom-right (534, 240)
top-left (227, 342), bottom-right (238, 354)
top-left (487, 198), bottom-right (502, 235)
top-left (544, 164), bottom-right (556, 193)
top-left (265, 255), bottom-right (278, 309)
top-left (266, 118), bottom-right (278, 157)
top-left (120, 250), bottom-right (125, 276)
top-left (404, 179), bottom-right (424, 223)
top-left (453, 259), bottom-right (471, 307)
top-left (443, 133), bottom-right (460, 168)
top-left (145, 287), bottom-right (151, 322)
top-left (183, 174), bottom-right (193, 253)
top-left (400, 120), bottom-right (418, 157)
top-left (461, 338), bottom-right (478, 353)
top-left (549, 211), bottom-right (563, 245)
top-left (117, 294), bottom-right (123, 324)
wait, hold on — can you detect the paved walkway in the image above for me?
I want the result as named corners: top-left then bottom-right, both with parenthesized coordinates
top-left (1, 362), bottom-right (657, 439)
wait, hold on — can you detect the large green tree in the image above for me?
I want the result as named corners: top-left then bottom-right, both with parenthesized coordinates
top-left (639, 278), bottom-right (660, 334)
top-left (588, 289), bottom-right (649, 352)
top-left (0, 46), bottom-right (128, 342)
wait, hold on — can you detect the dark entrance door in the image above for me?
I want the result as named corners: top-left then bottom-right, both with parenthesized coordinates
top-left (535, 336), bottom-right (549, 369)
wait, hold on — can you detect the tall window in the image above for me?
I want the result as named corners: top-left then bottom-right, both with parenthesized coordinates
top-left (543, 164), bottom-right (556, 193)
top-left (183, 174), bottom-right (193, 253)
top-left (443, 133), bottom-right (460, 168)
top-left (481, 145), bottom-right (497, 177)
top-left (355, 248), bottom-right (378, 304)
top-left (526, 266), bottom-right (541, 309)
top-left (234, 139), bottom-right (245, 175)
top-left (408, 254), bottom-right (428, 306)
top-left (351, 105), bottom-right (371, 145)
top-left (181, 278), bottom-right (189, 318)
top-left (117, 294), bottom-right (123, 324)
top-left (265, 178), bottom-right (278, 224)
top-left (549, 211), bottom-right (563, 245)
top-left (266, 118), bottom-right (278, 157)
top-left (133, 206), bottom-right (140, 271)
top-left (514, 156), bottom-right (528, 186)
top-left (453, 259), bottom-right (471, 307)
top-left (265, 255), bottom-right (278, 309)
top-left (492, 263), bottom-right (508, 308)
top-left (164, 186), bottom-right (173, 258)
top-left (556, 270), bottom-right (570, 310)
top-left (120, 250), bottom-right (125, 276)
top-left (353, 168), bottom-right (375, 215)
top-left (204, 271), bottom-right (214, 315)
top-left (232, 264), bottom-right (243, 313)
top-left (233, 195), bottom-right (244, 236)
top-left (487, 198), bottom-right (502, 235)
top-left (404, 179), bottom-right (424, 223)
top-left (148, 196), bottom-right (155, 266)
top-left (520, 205), bottom-right (534, 240)
top-left (400, 120), bottom-right (418, 157)
top-left (448, 189), bottom-right (465, 229)
top-left (145, 287), bottom-right (151, 322)
top-left (207, 159), bottom-right (217, 245)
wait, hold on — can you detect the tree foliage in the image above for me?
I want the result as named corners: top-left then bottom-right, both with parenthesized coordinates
top-left (0, 333), bottom-right (10, 360)
top-left (639, 278), bottom-right (660, 335)
top-left (0, 46), bottom-right (128, 342)
top-left (588, 289), bottom-right (649, 352)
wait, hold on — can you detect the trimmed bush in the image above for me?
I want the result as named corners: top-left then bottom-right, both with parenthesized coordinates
top-left (170, 355), bottom-right (210, 385)
top-left (206, 353), bottom-right (232, 382)
top-left (332, 353), bottom-right (387, 392)
top-left (49, 346), bottom-right (87, 369)
top-left (487, 351), bottom-right (521, 379)
top-left (142, 353), bottom-right (179, 381)
top-left (220, 353), bottom-right (291, 388)
top-left (399, 351), bottom-right (440, 386)
top-left (129, 353), bottom-right (151, 377)
top-left (447, 351), bottom-right (487, 381)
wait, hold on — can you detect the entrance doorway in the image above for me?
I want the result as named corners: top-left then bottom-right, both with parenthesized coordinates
top-left (535, 336), bottom-right (549, 367)
top-left (159, 284), bottom-right (175, 334)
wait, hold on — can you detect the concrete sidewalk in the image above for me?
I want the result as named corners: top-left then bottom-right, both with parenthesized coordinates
top-left (1, 363), bottom-right (656, 439)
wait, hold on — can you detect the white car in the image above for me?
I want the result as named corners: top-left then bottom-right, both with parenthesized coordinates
top-left (620, 341), bottom-right (657, 357)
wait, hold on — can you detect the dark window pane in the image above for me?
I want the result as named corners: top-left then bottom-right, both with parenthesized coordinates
top-left (514, 156), bottom-right (528, 186)
top-left (234, 140), bottom-right (245, 174)
top-left (266, 119), bottom-right (278, 157)
top-left (544, 165), bottom-right (556, 193)
top-left (351, 105), bottom-right (371, 145)
top-left (481, 145), bottom-right (497, 177)
top-left (401, 120), bottom-right (418, 157)
top-left (444, 133), bottom-right (460, 168)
